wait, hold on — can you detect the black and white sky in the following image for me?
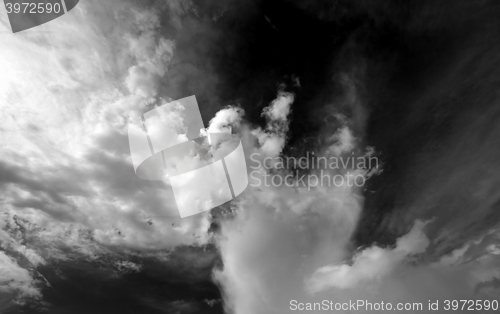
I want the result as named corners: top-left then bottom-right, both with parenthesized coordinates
top-left (1, 0), bottom-right (500, 313)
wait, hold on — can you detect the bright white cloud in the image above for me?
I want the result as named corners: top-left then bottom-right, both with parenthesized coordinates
top-left (0, 251), bottom-right (41, 303)
top-left (252, 91), bottom-right (295, 157)
top-left (204, 106), bottom-right (244, 135)
top-left (0, 0), bottom-right (208, 303)
top-left (306, 220), bottom-right (430, 293)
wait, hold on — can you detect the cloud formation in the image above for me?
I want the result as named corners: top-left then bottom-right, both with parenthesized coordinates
top-left (0, 0), bottom-right (211, 306)
top-left (1, 0), bottom-right (500, 312)
top-left (306, 220), bottom-right (430, 293)
top-left (212, 71), bottom-right (500, 314)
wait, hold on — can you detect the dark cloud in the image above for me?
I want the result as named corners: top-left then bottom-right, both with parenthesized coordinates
top-left (348, 0), bottom-right (500, 256)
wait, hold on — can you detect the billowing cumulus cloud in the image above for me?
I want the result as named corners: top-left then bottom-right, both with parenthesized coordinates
top-left (306, 220), bottom-right (430, 293)
top-left (213, 83), bottom-right (371, 313)
top-left (212, 70), bottom-right (500, 314)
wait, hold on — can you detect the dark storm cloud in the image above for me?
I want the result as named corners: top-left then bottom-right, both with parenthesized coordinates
top-left (1, 211), bottom-right (222, 314)
top-left (156, 0), bottom-right (361, 136)
top-left (330, 0), bottom-right (500, 257)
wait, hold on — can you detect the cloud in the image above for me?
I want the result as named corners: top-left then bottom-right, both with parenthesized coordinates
top-left (0, 0), bottom-right (212, 304)
top-left (326, 126), bottom-right (357, 156)
top-left (204, 106), bottom-right (244, 135)
top-left (0, 251), bottom-right (41, 305)
top-left (125, 65), bottom-right (160, 98)
top-left (252, 91), bottom-right (295, 157)
top-left (215, 204), bottom-right (500, 314)
top-left (212, 72), bottom-right (500, 314)
top-left (213, 90), bottom-right (369, 313)
top-left (262, 92), bottom-right (293, 122)
top-left (0, 0), bottom-right (212, 241)
top-left (124, 22), bottom-right (175, 98)
top-left (306, 220), bottom-right (430, 293)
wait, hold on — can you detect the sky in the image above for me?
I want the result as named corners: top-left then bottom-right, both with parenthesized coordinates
top-left (0, 0), bottom-right (500, 313)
